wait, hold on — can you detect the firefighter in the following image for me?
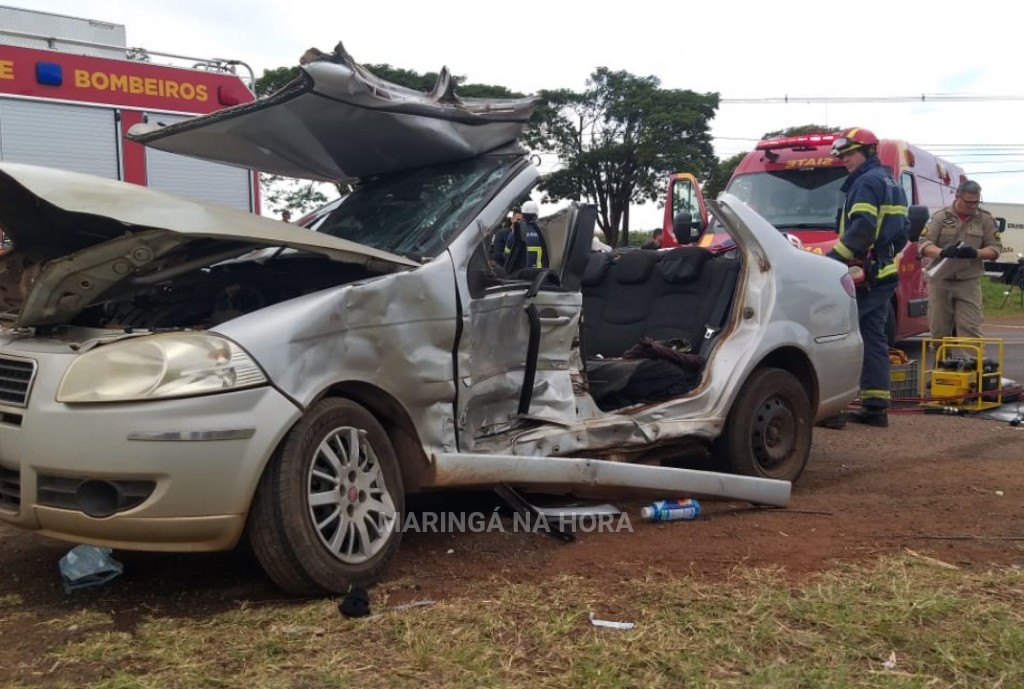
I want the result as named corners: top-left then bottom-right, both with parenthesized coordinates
top-left (917, 180), bottom-right (1001, 339)
top-left (503, 200), bottom-right (547, 272)
top-left (824, 127), bottom-right (910, 428)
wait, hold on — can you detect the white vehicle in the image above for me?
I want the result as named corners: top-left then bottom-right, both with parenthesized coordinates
top-left (982, 202), bottom-right (1024, 272)
top-left (0, 46), bottom-right (863, 595)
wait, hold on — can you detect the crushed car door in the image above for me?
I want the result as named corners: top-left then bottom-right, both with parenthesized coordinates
top-left (454, 206), bottom-right (594, 449)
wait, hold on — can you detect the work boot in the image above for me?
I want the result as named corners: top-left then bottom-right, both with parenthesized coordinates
top-left (818, 413), bottom-right (847, 429)
top-left (848, 409), bottom-right (889, 428)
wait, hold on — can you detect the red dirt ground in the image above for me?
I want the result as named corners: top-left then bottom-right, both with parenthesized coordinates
top-left (2, 317), bottom-right (1024, 680)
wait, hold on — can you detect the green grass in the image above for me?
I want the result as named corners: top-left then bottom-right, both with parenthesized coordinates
top-left (5, 555), bottom-right (1024, 688)
top-left (984, 276), bottom-right (1024, 320)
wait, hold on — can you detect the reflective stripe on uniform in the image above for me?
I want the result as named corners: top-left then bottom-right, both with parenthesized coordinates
top-left (850, 202), bottom-right (878, 217)
top-left (876, 204), bottom-right (908, 240)
top-left (877, 263), bottom-right (898, 279)
top-left (832, 241), bottom-right (855, 260)
top-left (860, 388), bottom-right (891, 401)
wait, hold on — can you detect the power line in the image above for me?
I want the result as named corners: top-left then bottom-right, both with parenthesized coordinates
top-left (721, 94), bottom-right (1024, 104)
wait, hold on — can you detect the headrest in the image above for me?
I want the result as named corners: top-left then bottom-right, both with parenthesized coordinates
top-left (582, 252), bottom-right (615, 286)
top-left (614, 250), bottom-right (661, 284)
top-left (658, 247), bottom-right (711, 283)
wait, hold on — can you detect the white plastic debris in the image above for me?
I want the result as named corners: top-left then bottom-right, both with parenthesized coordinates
top-left (883, 651), bottom-right (898, 670)
top-left (589, 614), bottom-right (634, 630)
top-left (58, 545), bottom-right (124, 593)
top-left (392, 600), bottom-right (437, 611)
top-left (995, 490), bottom-right (1005, 497)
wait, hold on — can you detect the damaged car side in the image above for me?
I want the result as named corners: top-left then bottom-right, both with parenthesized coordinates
top-left (0, 46), bottom-right (861, 595)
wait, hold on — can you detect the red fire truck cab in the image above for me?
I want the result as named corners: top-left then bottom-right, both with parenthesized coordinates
top-left (663, 133), bottom-right (966, 343)
top-left (0, 9), bottom-right (259, 229)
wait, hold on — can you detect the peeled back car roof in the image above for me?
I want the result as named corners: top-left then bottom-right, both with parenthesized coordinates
top-left (126, 42), bottom-right (541, 182)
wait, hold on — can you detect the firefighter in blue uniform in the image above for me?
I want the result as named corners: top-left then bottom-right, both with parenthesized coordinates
top-left (503, 200), bottom-right (547, 272)
top-left (825, 127), bottom-right (909, 428)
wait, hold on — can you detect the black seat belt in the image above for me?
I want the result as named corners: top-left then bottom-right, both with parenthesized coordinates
top-left (699, 261), bottom-right (739, 357)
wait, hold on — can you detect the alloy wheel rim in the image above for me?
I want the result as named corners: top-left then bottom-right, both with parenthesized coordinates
top-left (306, 426), bottom-right (398, 564)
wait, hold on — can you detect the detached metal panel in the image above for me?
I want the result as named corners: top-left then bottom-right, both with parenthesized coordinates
top-left (143, 113), bottom-right (253, 212)
top-left (0, 99), bottom-right (119, 179)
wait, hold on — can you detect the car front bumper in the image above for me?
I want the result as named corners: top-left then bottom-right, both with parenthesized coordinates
top-left (0, 345), bottom-right (302, 551)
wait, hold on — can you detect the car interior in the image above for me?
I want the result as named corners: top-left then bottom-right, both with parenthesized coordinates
top-left (580, 247), bottom-right (741, 410)
top-left (475, 197), bottom-right (744, 413)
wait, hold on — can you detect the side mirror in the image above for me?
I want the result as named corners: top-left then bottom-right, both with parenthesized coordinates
top-left (907, 205), bottom-right (929, 242)
top-left (672, 212), bottom-right (703, 244)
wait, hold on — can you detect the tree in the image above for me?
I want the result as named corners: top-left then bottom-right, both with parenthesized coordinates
top-left (251, 63), bottom-right (522, 216)
top-left (254, 66), bottom-right (300, 97)
top-left (703, 124), bottom-right (842, 199)
top-left (761, 123), bottom-right (840, 140)
top-left (703, 152), bottom-right (746, 199)
top-left (363, 65), bottom-right (523, 99)
top-left (522, 68), bottom-right (718, 247)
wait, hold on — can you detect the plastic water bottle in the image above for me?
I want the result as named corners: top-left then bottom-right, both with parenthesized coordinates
top-left (641, 498), bottom-right (701, 522)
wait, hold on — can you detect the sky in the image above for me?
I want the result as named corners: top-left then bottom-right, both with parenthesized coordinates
top-left (6, 0), bottom-right (1024, 228)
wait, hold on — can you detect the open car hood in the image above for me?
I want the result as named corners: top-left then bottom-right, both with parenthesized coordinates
top-left (126, 43), bottom-right (540, 182)
top-left (0, 162), bottom-right (418, 327)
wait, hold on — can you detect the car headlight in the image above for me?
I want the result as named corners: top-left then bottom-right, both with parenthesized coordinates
top-left (57, 333), bottom-right (268, 403)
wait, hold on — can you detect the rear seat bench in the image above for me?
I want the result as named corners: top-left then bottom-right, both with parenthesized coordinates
top-left (580, 247), bottom-right (740, 409)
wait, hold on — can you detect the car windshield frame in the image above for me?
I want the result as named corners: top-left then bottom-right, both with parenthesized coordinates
top-left (726, 168), bottom-right (848, 230)
top-left (306, 153), bottom-right (523, 260)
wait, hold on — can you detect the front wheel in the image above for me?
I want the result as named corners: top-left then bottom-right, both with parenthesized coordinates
top-left (714, 367), bottom-right (812, 483)
top-left (248, 398), bottom-right (405, 596)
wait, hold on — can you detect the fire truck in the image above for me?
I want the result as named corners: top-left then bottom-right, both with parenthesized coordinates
top-left (663, 133), bottom-right (967, 343)
top-left (0, 5), bottom-right (259, 250)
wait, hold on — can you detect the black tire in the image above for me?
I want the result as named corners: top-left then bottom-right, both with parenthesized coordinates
top-left (248, 398), bottom-right (405, 596)
top-left (885, 301), bottom-right (897, 347)
top-left (714, 367), bottom-right (812, 483)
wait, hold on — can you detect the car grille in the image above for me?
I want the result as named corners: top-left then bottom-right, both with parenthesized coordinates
top-left (0, 356), bottom-right (37, 407)
top-left (0, 463), bottom-right (19, 511)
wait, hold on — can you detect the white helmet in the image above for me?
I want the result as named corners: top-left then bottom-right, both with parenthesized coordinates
top-left (521, 200), bottom-right (539, 216)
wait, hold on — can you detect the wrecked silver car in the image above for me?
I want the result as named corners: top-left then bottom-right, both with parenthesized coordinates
top-left (0, 46), bottom-right (861, 595)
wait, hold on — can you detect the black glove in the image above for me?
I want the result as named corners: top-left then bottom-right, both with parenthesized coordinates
top-left (939, 244), bottom-right (959, 259)
top-left (955, 245), bottom-right (979, 259)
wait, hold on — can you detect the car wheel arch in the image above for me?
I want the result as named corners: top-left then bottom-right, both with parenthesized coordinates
top-left (314, 382), bottom-right (431, 493)
top-left (752, 347), bottom-right (818, 411)
top-left (242, 381), bottom-right (429, 526)
top-left (713, 362), bottom-right (814, 483)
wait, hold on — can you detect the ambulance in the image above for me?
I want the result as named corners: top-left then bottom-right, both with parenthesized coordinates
top-left (0, 6), bottom-right (259, 240)
top-left (663, 133), bottom-right (967, 343)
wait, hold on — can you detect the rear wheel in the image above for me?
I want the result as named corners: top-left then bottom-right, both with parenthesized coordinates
top-left (714, 367), bottom-right (812, 483)
top-left (248, 398), bottom-right (404, 596)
